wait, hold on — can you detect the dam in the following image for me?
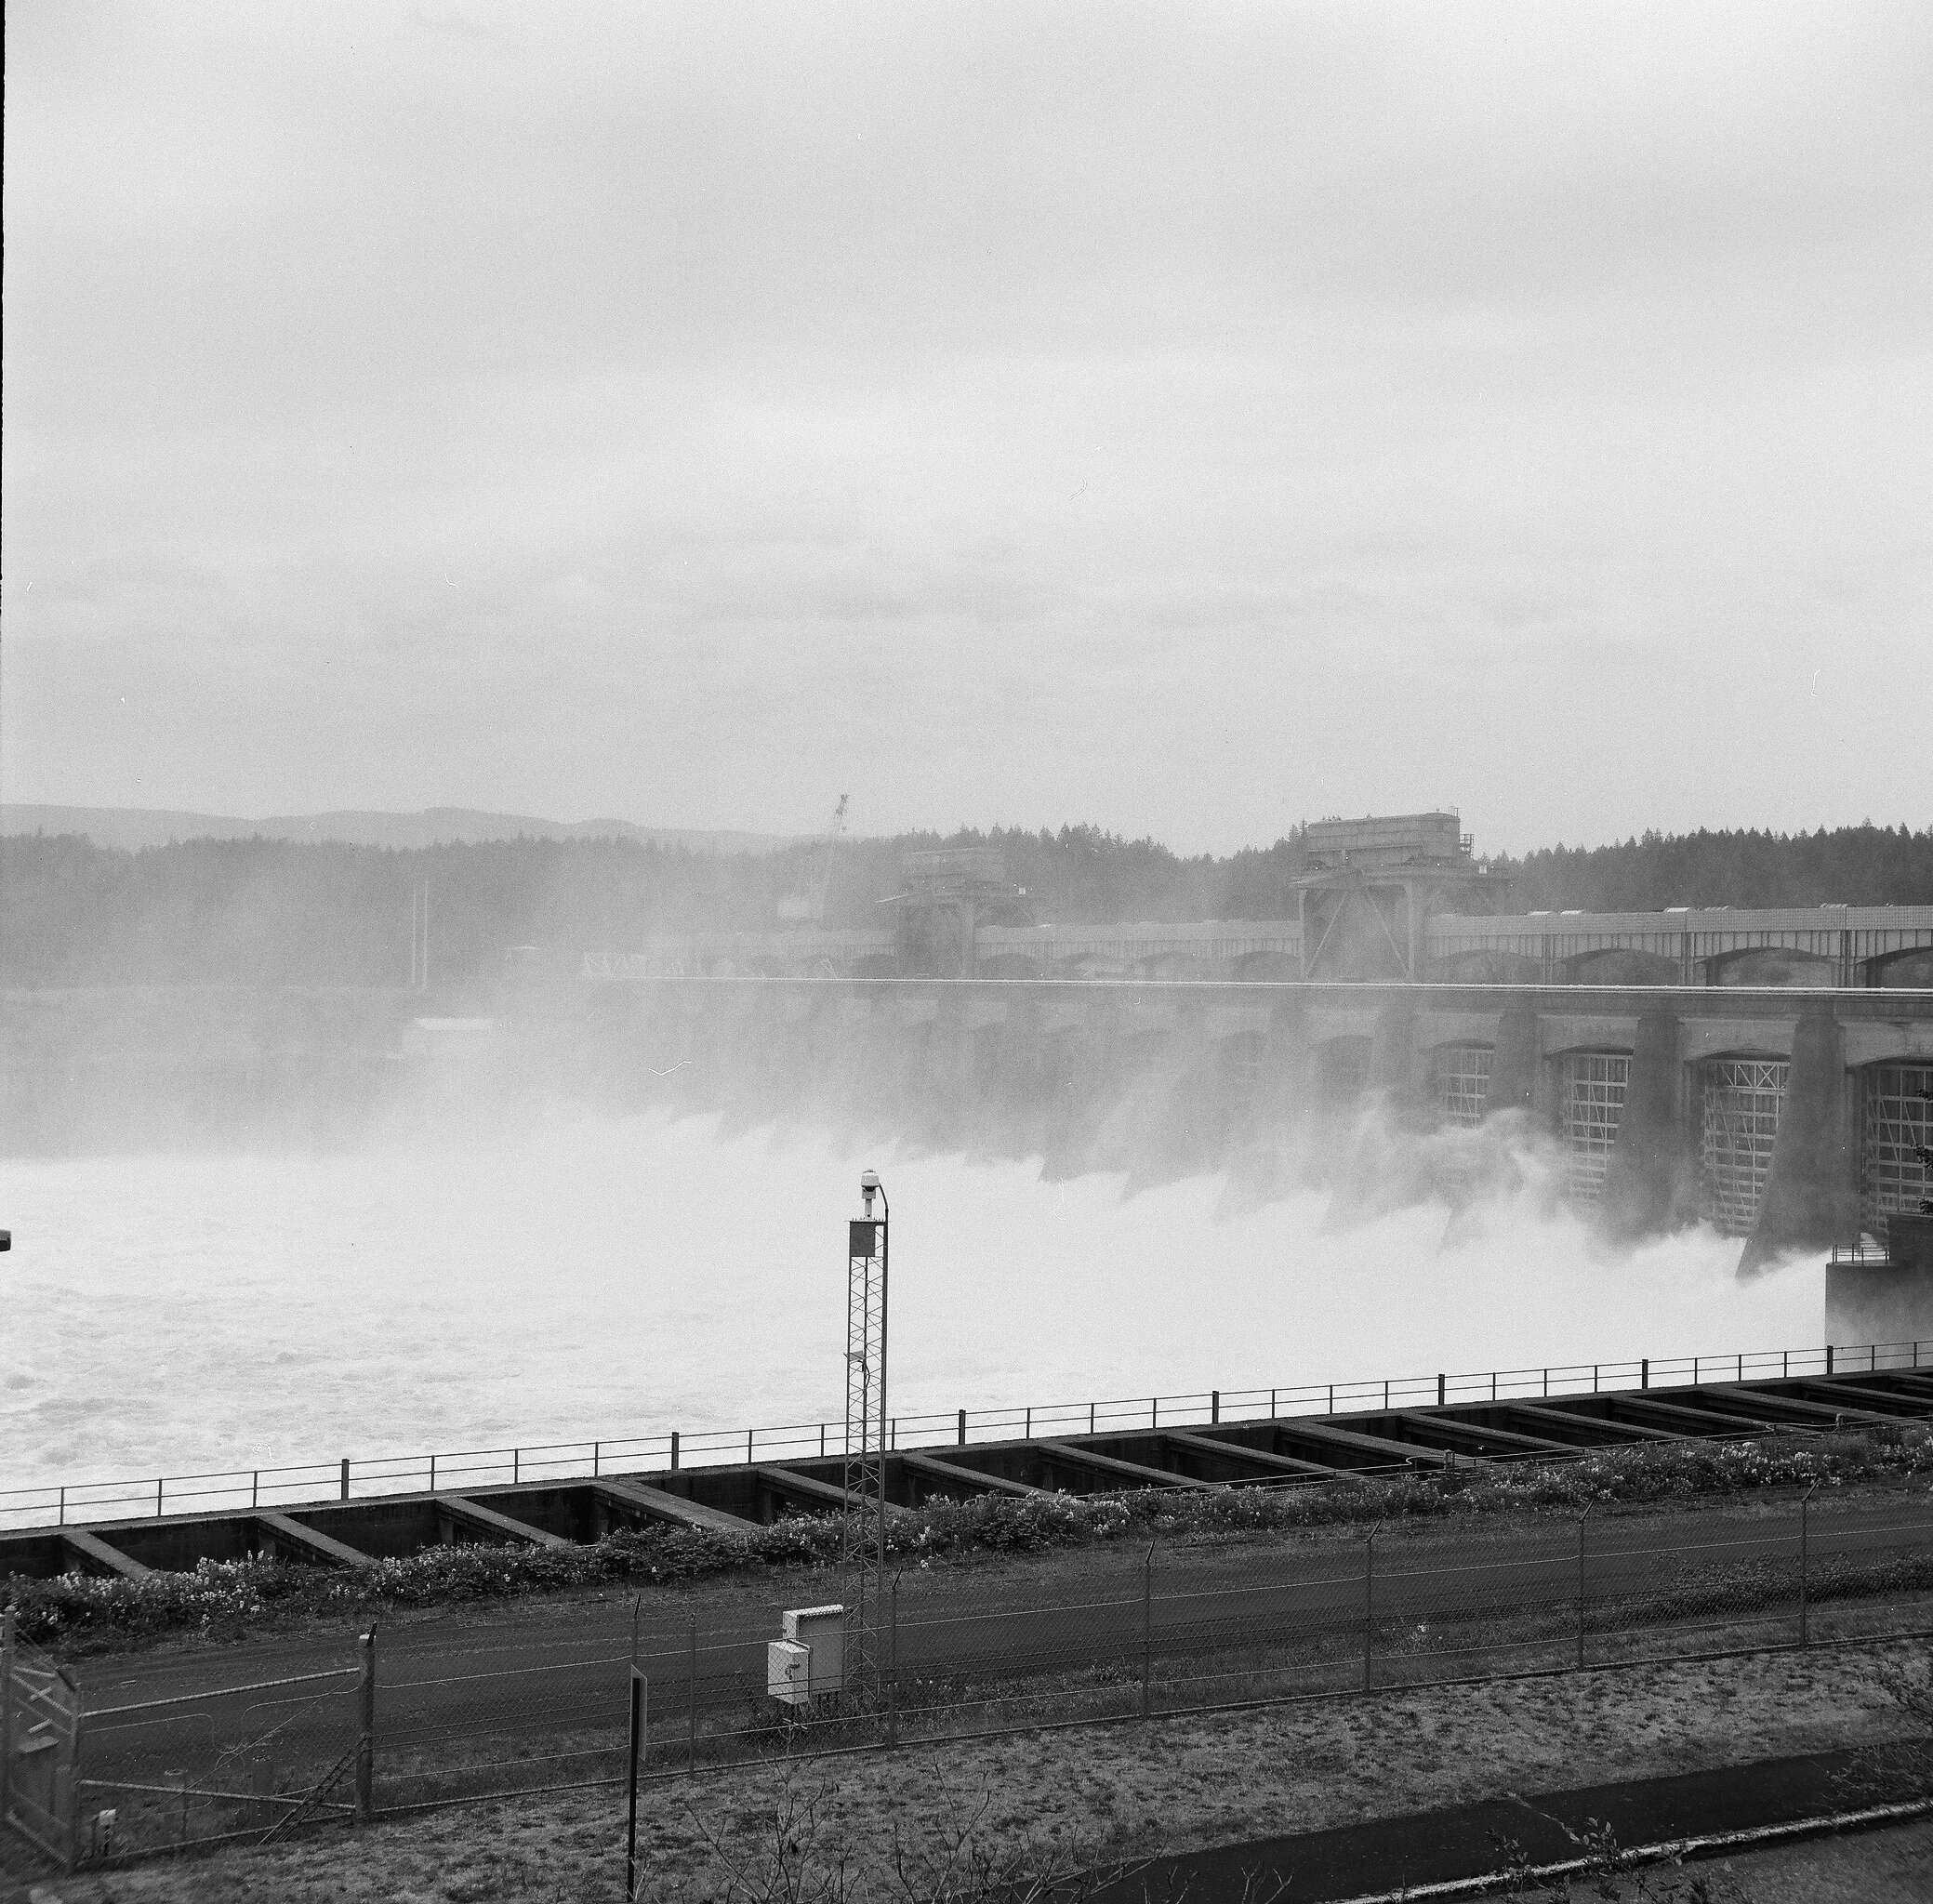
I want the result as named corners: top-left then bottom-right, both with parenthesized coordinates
top-left (517, 972), bottom-right (1933, 1265)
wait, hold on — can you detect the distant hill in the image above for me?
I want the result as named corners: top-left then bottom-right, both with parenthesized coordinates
top-left (1, 804), bottom-right (798, 856)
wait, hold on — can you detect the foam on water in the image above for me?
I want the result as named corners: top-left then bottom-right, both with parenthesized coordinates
top-left (0, 1108), bottom-right (1824, 1489)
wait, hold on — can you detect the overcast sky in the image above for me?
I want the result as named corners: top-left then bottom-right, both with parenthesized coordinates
top-left (3, 2), bottom-right (1927, 856)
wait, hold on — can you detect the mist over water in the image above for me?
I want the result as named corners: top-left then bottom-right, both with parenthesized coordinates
top-left (2, 1105), bottom-right (1823, 1491)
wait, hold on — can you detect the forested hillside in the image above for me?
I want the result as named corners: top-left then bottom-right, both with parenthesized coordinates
top-left (2, 822), bottom-right (1926, 987)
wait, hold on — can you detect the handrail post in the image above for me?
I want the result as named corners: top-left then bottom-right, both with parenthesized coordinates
top-left (340, 1459), bottom-right (350, 1501)
top-left (355, 1627), bottom-right (377, 1824)
top-left (958, 1408), bottom-right (967, 1446)
top-left (1437, 1373), bottom-right (1445, 1407)
top-left (1641, 1358), bottom-right (1649, 1390)
top-left (670, 1431), bottom-right (680, 1472)
top-left (1211, 1390), bottom-right (1220, 1425)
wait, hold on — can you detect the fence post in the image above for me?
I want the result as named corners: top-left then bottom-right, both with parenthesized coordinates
top-left (430, 1454), bottom-right (436, 1491)
top-left (1026, 1408), bottom-right (1032, 1440)
top-left (594, 1441), bottom-right (601, 1478)
top-left (1799, 1491), bottom-right (1809, 1645)
top-left (1826, 1345), bottom-right (1834, 1376)
top-left (60, 1486), bottom-right (66, 1526)
top-left (671, 1432), bottom-right (680, 1472)
top-left (1, 1609), bottom-right (15, 1839)
top-left (355, 1627), bottom-right (377, 1824)
top-left (1641, 1358), bottom-right (1649, 1390)
top-left (340, 1459), bottom-right (351, 1501)
top-left (1211, 1390), bottom-right (1221, 1425)
top-left (626, 1667), bottom-right (648, 1899)
top-left (888, 1572), bottom-right (901, 1748)
top-left (958, 1409), bottom-right (967, 1446)
top-left (1576, 1510), bottom-right (1591, 1671)
top-left (1363, 1525), bottom-right (1379, 1692)
top-left (156, 1477), bottom-right (164, 1516)
top-left (1090, 1403), bottom-right (1096, 1434)
top-left (1140, 1543), bottom-right (1155, 1717)
top-left (514, 1448), bottom-right (521, 1486)
top-left (687, 1617), bottom-right (698, 1775)
top-left (1437, 1374), bottom-right (1445, 1407)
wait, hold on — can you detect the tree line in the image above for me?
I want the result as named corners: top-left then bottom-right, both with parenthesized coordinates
top-left (2, 821), bottom-right (1926, 987)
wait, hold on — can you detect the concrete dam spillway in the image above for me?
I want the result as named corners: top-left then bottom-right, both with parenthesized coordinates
top-left (6, 971), bottom-right (1932, 1276)
top-left (537, 972), bottom-right (1933, 1269)
top-left (5, 815), bottom-right (1931, 1277)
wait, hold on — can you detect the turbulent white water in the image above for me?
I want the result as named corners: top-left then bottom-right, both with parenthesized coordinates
top-left (2, 1108), bottom-right (1825, 1491)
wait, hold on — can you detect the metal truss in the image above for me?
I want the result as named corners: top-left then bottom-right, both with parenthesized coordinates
top-left (1861, 1063), bottom-right (1933, 1240)
top-left (842, 1173), bottom-right (889, 1704)
top-left (1560, 1052), bottom-right (1629, 1206)
top-left (1699, 1058), bottom-right (1789, 1236)
top-left (1433, 1045), bottom-right (1493, 1129)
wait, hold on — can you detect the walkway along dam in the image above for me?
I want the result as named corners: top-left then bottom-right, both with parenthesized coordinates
top-left (7, 1352), bottom-right (1933, 1578)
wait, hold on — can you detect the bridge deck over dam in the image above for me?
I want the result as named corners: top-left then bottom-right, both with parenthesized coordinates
top-left (606, 904), bottom-right (1933, 987)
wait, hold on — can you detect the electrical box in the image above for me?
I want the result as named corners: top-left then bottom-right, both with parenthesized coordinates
top-left (765, 1604), bottom-right (845, 1704)
top-left (767, 1639), bottom-right (812, 1706)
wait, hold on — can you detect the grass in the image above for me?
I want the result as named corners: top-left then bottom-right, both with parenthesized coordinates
top-left (14, 1641), bottom-right (1929, 1902)
top-left (9, 1425), bottom-right (1933, 1658)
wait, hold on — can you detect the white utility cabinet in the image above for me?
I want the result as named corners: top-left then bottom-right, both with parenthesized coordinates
top-left (766, 1603), bottom-right (845, 1705)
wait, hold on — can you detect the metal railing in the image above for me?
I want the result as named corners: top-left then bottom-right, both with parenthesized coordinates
top-left (4, 1337), bottom-right (1928, 1536)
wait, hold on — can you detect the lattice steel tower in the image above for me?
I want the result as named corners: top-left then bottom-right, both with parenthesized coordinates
top-left (842, 1169), bottom-right (889, 1703)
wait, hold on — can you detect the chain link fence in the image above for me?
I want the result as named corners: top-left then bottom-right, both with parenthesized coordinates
top-left (9, 1488), bottom-right (1931, 1871)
